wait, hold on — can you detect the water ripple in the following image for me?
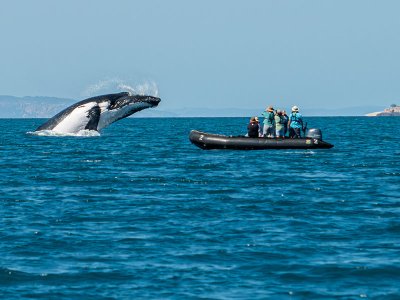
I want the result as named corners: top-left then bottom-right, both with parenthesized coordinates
top-left (0, 117), bottom-right (399, 299)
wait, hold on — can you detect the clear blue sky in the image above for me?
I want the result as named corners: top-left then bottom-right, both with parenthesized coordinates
top-left (0, 0), bottom-right (399, 110)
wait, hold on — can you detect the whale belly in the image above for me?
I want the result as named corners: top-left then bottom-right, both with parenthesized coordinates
top-left (52, 102), bottom-right (97, 133)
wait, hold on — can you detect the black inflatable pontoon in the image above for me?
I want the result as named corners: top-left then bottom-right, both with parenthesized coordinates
top-left (189, 129), bottom-right (334, 150)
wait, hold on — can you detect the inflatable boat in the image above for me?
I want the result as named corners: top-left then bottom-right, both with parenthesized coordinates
top-left (189, 129), bottom-right (334, 150)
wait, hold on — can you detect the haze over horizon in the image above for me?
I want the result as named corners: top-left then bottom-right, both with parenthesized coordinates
top-left (1, 0), bottom-right (399, 111)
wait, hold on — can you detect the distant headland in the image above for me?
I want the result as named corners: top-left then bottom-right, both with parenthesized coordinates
top-left (366, 104), bottom-right (400, 116)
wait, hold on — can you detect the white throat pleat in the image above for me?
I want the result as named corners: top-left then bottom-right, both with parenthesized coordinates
top-left (53, 102), bottom-right (97, 133)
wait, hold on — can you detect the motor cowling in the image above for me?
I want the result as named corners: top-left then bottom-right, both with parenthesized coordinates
top-left (306, 128), bottom-right (323, 140)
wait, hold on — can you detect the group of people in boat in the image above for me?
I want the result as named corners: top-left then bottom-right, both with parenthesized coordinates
top-left (247, 105), bottom-right (304, 139)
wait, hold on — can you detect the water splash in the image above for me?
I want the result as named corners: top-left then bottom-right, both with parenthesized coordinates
top-left (82, 79), bottom-right (159, 98)
top-left (27, 130), bottom-right (101, 137)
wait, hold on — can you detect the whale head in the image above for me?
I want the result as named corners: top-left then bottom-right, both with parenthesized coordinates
top-left (108, 93), bottom-right (161, 111)
top-left (97, 92), bottom-right (161, 130)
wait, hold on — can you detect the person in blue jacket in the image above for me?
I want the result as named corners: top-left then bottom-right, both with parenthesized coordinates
top-left (288, 106), bottom-right (304, 138)
top-left (282, 110), bottom-right (289, 137)
top-left (261, 106), bottom-right (275, 138)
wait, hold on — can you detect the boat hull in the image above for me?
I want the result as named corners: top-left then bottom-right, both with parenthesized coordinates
top-left (189, 130), bottom-right (334, 150)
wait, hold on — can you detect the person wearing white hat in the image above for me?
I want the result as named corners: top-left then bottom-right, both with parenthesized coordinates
top-left (288, 106), bottom-right (304, 138)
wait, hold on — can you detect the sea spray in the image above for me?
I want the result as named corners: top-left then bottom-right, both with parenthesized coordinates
top-left (83, 79), bottom-right (158, 98)
top-left (27, 129), bottom-right (101, 137)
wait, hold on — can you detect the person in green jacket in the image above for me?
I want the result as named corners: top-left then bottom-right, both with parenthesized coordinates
top-left (274, 109), bottom-right (285, 138)
top-left (261, 106), bottom-right (275, 138)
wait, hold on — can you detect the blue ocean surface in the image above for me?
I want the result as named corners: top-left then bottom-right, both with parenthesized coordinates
top-left (0, 117), bottom-right (399, 299)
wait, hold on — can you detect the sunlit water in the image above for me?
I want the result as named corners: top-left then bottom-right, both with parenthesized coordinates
top-left (1, 117), bottom-right (399, 299)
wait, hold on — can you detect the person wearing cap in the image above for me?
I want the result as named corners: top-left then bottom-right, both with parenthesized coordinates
top-left (247, 116), bottom-right (260, 138)
top-left (261, 106), bottom-right (275, 138)
top-left (288, 106), bottom-right (304, 138)
top-left (274, 109), bottom-right (285, 138)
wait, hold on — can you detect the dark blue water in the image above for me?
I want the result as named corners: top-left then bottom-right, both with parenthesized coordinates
top-left (1, 117), bottom-right (399, 299)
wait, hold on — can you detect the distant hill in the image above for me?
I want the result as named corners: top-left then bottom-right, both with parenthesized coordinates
top-left (0, 95), bottom-right (387, 118)
top-left (0, 95), bottom-right (74, 118)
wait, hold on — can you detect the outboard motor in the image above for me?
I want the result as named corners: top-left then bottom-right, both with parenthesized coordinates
top-left (306, 128), bottom-right (323, 140)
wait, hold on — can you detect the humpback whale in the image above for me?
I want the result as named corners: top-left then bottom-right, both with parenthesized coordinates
top-left (35, 92), bottom-right (160, 133)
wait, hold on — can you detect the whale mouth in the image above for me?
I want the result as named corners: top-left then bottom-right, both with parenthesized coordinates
top-left (147, 97), bottom-right (161, 107)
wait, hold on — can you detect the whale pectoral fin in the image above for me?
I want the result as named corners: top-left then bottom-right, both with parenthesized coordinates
top-left (85, 106), bottom-right (101, 131)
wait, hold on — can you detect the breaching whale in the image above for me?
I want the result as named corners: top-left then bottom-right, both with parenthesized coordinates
top-left (35, 92), bottom-right (161, 134)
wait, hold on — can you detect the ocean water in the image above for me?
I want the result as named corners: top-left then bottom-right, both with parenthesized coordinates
top-left (0, 117), bottom-right (399, 299)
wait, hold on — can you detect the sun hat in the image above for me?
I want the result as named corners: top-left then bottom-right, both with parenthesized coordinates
top-left (291, 106), bottom-right (299, 112)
